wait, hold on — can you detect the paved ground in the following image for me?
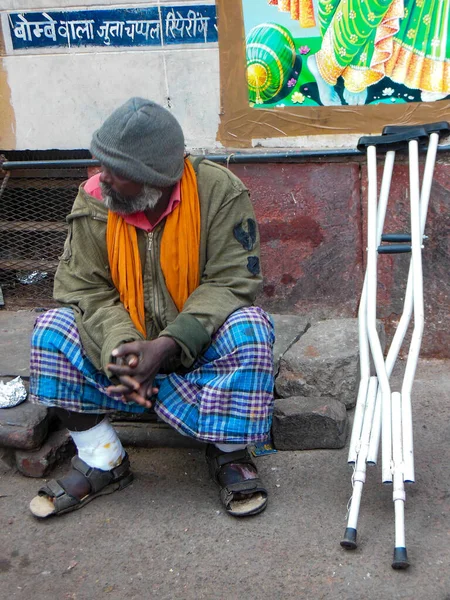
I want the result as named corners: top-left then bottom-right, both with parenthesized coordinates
top-left (1, 358), bottom-right (449, 599)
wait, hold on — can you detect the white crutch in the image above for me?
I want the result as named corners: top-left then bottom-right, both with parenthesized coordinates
top-left (341, 121), bottom-right (450, 570)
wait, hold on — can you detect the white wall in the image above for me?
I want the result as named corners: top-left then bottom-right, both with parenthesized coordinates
top-left (1, 0), bottom-right (221, 151)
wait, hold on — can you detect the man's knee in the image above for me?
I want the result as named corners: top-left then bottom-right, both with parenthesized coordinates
top-left (31, 307), bottom-right (76, 350)
top-left (227, 306), bottom-right (275, 346)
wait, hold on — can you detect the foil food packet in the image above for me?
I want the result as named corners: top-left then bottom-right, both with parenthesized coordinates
top-left (0, 376), bottom-right (28, 408)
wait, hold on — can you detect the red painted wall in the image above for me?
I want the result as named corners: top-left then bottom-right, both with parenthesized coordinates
top-left (230, 156), bottom-right (450, 358)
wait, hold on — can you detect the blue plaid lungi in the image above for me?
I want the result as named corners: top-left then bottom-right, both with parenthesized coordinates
top-left (29, 306), bottom-right (275, 444)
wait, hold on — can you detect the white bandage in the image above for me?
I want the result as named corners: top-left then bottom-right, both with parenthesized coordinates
top-left (214, 443), bottom-right (247, 453)
top-left (69, 418), bottom-right (125, 471)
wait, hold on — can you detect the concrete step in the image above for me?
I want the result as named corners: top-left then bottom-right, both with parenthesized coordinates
top-left (272, 396), bottom-right (348, 451)
top-left (0, 310), bottom-right (39, 378)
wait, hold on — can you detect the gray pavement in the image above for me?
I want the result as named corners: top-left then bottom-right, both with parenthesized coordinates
top-left (1, 358), bottom-right (450, 599)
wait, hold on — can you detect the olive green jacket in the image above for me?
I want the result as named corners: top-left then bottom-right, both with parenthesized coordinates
top-left (54, 158), bottom-right (262, 376)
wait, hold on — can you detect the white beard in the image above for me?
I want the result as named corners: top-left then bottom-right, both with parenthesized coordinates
top-left (101, 183), bottom-right (162, 215)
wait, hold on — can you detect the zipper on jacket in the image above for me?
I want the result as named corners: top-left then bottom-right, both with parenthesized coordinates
top-left (147, 231), bottom-right (164, 331)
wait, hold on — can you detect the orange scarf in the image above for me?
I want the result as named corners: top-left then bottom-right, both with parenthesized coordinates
top-left (106, 159), bottom-right (200, 337)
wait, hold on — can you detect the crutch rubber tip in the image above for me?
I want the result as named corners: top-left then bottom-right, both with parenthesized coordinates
top-left (340, 528), bottom-right (357, 550)
top-left (392, 547), bottom-right (410, 570)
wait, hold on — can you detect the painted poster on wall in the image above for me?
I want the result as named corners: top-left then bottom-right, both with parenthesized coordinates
top-left (242, 0), bottom-right (450, 108)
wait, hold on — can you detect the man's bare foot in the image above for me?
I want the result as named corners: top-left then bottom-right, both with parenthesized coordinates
top-left (205, 445), bottom-right (268, 517)
top-left (29, 454), bottom-right (133, 518)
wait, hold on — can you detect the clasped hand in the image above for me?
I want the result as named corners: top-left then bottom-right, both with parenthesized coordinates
top-left (106, 337), bottom-right (180, 408)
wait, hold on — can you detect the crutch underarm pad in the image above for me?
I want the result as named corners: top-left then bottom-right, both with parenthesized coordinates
top-left (357, 127), bottom-right (428, 152)
top-left (383, 121), bottom-right (450, 139)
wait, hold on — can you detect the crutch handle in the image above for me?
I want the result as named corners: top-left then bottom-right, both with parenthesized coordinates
top-left (383, 121), bottom-right (450, 140)
top-left (381, 233), bottom-right (411, 243)
top-left (378, 244), bottom-right (411, 254)
top-left (357, 127), bottom-right (428, 152)
top-left (381, 234), bottom-right (411, 243)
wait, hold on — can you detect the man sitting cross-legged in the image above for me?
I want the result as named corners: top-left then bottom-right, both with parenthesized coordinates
top-left (29, 97), bottom-right (275, 519)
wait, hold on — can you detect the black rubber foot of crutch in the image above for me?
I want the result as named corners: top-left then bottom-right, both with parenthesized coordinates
top-left (392, 547), bottom-right (410, 570)
top-left (340, 528), bottom-right (357, 550)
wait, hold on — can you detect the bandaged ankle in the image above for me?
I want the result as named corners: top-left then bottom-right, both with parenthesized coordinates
top-left (214, 443), bottom-right (247, 453)
top-left (69, 417), bottom-right (125, 471)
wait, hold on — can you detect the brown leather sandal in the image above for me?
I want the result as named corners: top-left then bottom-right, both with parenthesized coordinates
top-left (29, 453), bottom-right (133, 518)
top-left (205, 444), bottom-right (268, 517)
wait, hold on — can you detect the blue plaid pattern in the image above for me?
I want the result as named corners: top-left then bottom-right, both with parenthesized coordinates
top-left (30, 307), bottom-right (275, 444)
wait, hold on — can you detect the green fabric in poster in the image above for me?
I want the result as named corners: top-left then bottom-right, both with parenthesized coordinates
top-left (242, 0), bottom-right (450, 107)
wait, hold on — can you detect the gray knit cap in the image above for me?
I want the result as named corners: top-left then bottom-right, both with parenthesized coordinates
top-left (90, 97), bottom-right (185, 186)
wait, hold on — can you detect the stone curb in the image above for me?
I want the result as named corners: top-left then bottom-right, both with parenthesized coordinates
top-left (0, 401), bottom-right (48, 450)
top-left (15, 428), bottom-right (75, 478)
top-left (272, 396), bottom-right (348, 451)
top-left (276, 318), bottom-right (361, 409)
